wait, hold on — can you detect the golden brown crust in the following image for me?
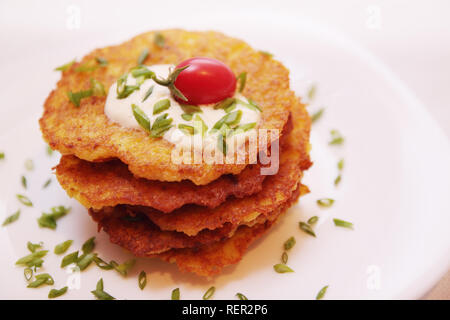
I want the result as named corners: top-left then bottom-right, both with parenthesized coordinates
top-left (40, 29), bottom-right (293, 185)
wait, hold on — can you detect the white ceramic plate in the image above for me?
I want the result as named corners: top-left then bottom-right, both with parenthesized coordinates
top-left (0, 3), bottom-right (449, 300)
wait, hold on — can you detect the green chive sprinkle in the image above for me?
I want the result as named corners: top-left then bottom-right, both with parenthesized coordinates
top-left (307, 84), bottom-right (316, 101)
top-left (37, 206), bottom-right (70, 229)
top-left (273, 264), bottom-right (294, 273)
top-left (75, 63), bottom-right (98, 72)
top-left (55, 59), bottom-right (75, 72)
top-left (110, 259), bottom-right (136, 276)
top-left (334, 175), bottom-right (342, 186)
top-left (27, 241), bottom-right (43, 253)
top-left (54, 240), bottom-right (73, 255)
top-left (281, 251), bottom-right (288, 264)
top-left (142, 85), bottom-right (154, 102)
top-left (90, 78), bottom-right (106, 96)
top-left (338, 159), bottom-right (344, 171)
top-left (237, 72), bottom-right (247, 92)
top-left (284, 237), bottom-right (296, 250)
top-left (246, 98), bottom-right (262, 112)
top-left (154, 33), bottom-right (165, 48)
top-left (213, 110), bottom-right (242, 130)
top-left (21, 176), bottom-right (27, 189)
top-left (329, 129), bottom-right (345, 145)
top-left (42, 179), bottom-right (52, 189)
top-left (2, 210), bottom-right (20, 226)
top-left (236, 293), bottom-right (248, 300)
top-left (203, 286), bottom-right (215, 300)
top-left (93, 256), bottom-right (114, 270)
top-left (317, 198), bottom-right (334, 208)
top-left (95, 57), bottom-right (108, 66)
top-left (181, 113), bottom-right (193, 121)
top-left (150, 113), bottom-right (173, 138)
top-left (24, 268), bottom-right (33, 281)
top-left (178, 124), bottom-right (195, 135)
top-left (194, 115), bottom-right (208, 136)
top-left (77, 252), bottom-right (96, 271)
top-left (153, 99), bottom-right (171, 115)
top-left (46, 145), bottom-right (53, 156)
top-left (333, 218), bottom-right (354, 229)
top-left (91, 278), bottom-right (115, 300)
top-left (259, 50), bottom-right (273, 57)
top-left (138, 271), bottom-right (147, 290)
top-left (235, 122), bottom-right (256, 133)
top-left (67, 89), bottom-right (93, 107)
top-left (27, 273), bottom-right (54, 288)
top-left (25, 159), bottom-right (34, 171)
top-left (17, 194), bottom-right (33, 207)
top-left (137, 48), bottom-right (149, 65)
top-left (16, 250), bottom-right (48, 268)
top-left (81, 237), bottom-right (95, 254)
top-left (132, 104), bottom-right (151, 132)
top-left (180, 104), bottom-right (202, 114)
top-left (61, 251), bottom-right (78, 268)
top-left (217, 131), bottom-right (227, 155)
top-left (214, 97), bottom-right (235, 110)
top-left (307, 216), bottom-right (319, 225)
top-left (311, 108), bottom-right (324, 123)
top-left (49, 286), bottom-right (68, 299)
top-left (316, 285), bottom-right (329, 300)
top-left (0, 152), bottom-right (4, 160)
top-left (299, 222), bottom-right (316, 237)
top-left (171, 288), bottom-right (180, 300)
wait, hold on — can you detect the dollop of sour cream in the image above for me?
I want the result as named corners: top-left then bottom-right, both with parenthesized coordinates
top-left (104, 64), bottom-right (260, 155)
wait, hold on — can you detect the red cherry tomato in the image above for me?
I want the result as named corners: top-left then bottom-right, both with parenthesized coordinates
top-left (174, 57), bottom-right (237, 105)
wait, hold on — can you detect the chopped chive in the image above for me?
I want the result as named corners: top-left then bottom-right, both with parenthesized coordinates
top-left (281, 251), bottom-right (288, 264)
top-left (21, 176), bottom-right (27, 189)
top-left (171, 288), bottom-right (180, 300)
top-left (150, 113), bottom-right (173, 137)
top-left (42, 178), bottom-right (52, 189)
top-left (311, 108), bottom-right (324, 123)
top-left (55, 59), bottom-right (75, 72)
top-left (82, 237), bottom-right (95, 254)
top-left (284, 237), bottom-right (296, 250)
top-left (27, 273), bottom-right (54, 288)
top-left (181, 113), bottom-right (193, 121)
top-left (54, 240), bottom-right (73, 255)
top-left (214, 97), bottom-right (235, 110)
top-left (337, 158), bottom-right (344, 171)
top-left (153, 99), bottom-right (171, 115)
top-left (110, 259), bottom-right (136, 276)
top-left (316, 285), bottom-right (329, 300)
top-left (117, 85), bottom-right (140, 99)
top-left (132, 104), bottom-right (151, 132)
top-left (333, 218), bottom-right (354, 230)
top-left (299, 222), bottom-right (316, 237)
top-left (17, 194), bottom-right (33, 207)
top-left (77, 252), bottom-right (96, 271)
top-left (91, 278), bottom-right (115, 300)
top-left (93, 256), bottom-right (114, 270)
top-left (259, 50), bottom-right (273, 57)
top-left (25, 159), bottom-right (34, 171)
top-left (16, 250), bottom-right (48, 268)
top-left (247, 98), bottom-right (262, 112)
top-left (180, 104), bottom-right (202, 114)
top-left (235, 122), bottom-right (256, 133)
top-left (138, 271), bottom-right (147, 290)
top-left (75, 63), bottom-right (98, 72)
top-left (61, 251), bottom-right (78, 268)
top-left (46, 145), bottom-right (53, 156)
top-left (329, 129), bottom-right (345, 145)
top-left (225, 103), bottom-right (237, 113)
top-left (67, 89), bottom-right (93, 107)
top-left (24, 268), bottom-right (33, 281)
top-left (49, 286), bottom-right (68, 299)
top-left (37, 206), bottom-right (70, 229)
top-left (178, 124), bottom-right (195, 135)
top-left (307, 216), bottom-right (319, 225)
top-left (2, 210), bottom-right (20, 226)
top-left (137, 48), bottom-right (149, 65)
top-left (27, 241), bottom-right (43, 253)
top-left (236, 293), bottom-right (248, 300)
top-left (213, 110), bottom-right (242, 130)
top-left (193, 115), bottom-right (208, 136)
top-left (307, 84), bottom-right (317, 101)
top-left (0, 152), bottom-right (4, 160)
top-left (95, 57), bottom-right (108, 66)
top-left (154, 33), bottom-right (165, 48)
top-left (334, 175), bottom-right (342, 186)
top-left (142, 85), bottom-right (154, 102)
top-left (131, 66), bottom-right (155, 79)
top-left (217, 131), bottom-right (227, 155)
top-left (237, 72), bottom-right (247, 92)
top-left (317, 198), bottom-right (334, 208)
top-left (203, 286), bottom-right (215, 300)
top-left (90, 78), bottom-right (106, 96)
top-left (273, 264), bottom-right (294, 273)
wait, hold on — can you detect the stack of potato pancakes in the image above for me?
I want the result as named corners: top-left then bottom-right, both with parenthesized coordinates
top-left (39, 30), bottom-right (311, 277)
